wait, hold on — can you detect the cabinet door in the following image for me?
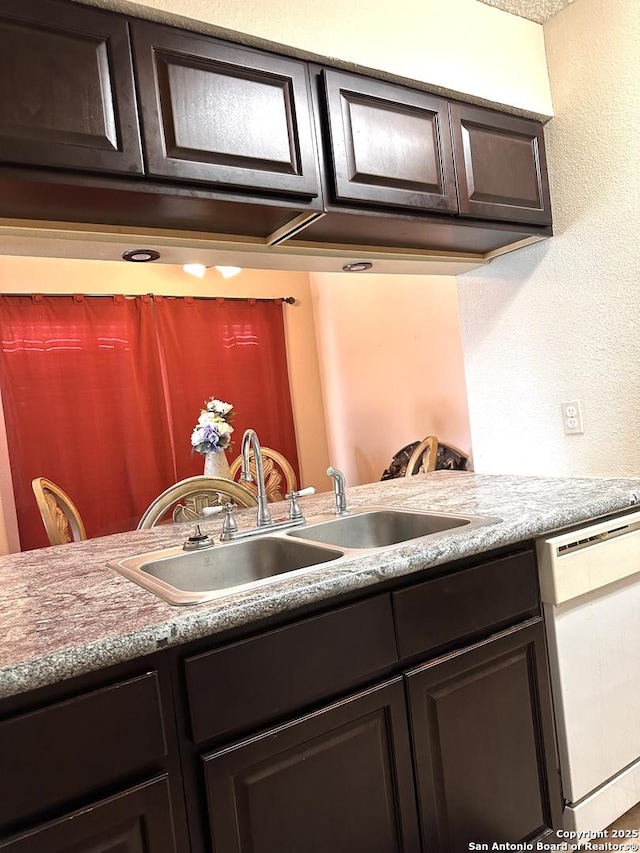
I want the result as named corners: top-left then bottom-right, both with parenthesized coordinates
top-left (130, 21), bottom-right (320, 200)
top-left (0, 0), bottom-right (142, 175)
top-left (202, 678), bottom-right (421, 853)
top-left (450, 102), bottom-right (551, 225)
top-left (406, 620), bottom-right (561, 852)
top-left (0, 777), bottom-right (177, 852)
top-left (320, 69), bottom-right (457, 213)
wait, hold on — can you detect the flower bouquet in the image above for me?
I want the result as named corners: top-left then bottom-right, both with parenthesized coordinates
top-left (190, 398), bottom-right (234, 455)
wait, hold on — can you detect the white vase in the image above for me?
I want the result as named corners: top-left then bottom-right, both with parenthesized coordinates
top-left (203, 450), bottom-right (231, 478)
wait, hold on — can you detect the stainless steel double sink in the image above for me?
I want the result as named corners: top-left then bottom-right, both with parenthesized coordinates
top-left (109, 506), bottom-right (498, 605)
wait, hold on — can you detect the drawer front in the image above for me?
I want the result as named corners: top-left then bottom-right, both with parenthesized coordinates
top-left (0, 776), bottom-right (177, 853)
top-left (0, 672), bottom-right (167, 830)
top-left (393, 550), bottom-right (539, 660)
top-left (185, 594), bottom-right (397, 745)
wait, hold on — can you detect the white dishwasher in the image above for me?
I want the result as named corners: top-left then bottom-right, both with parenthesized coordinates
top-left (537, 509), bottom-right (640, 832)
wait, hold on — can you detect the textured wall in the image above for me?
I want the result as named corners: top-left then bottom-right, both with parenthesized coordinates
top-left (457, 0), bottom-right (640, 477)
top-left (77, 0), bottom-right (552, 116)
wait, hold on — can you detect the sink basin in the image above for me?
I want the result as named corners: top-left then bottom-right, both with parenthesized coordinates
top-left (110, 537), bottom-right (344, 605)
top-left (287, 507), bottom-right (495, 549)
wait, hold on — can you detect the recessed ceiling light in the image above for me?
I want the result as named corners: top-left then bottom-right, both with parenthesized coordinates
top-left (214, 266), bottom-right (242, 279)
top-left (183, 263), bottom-right (207, 278)
top-left (342, 261), bottom-right (373, 272)
top-left (121, 249), bottom-right (161, 263)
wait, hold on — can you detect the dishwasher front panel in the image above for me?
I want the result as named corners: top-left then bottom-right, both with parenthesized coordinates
top-left (544, 572), bottom-right (640, 804)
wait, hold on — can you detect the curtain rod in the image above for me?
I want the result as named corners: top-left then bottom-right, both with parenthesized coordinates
top-left (0, 293), bottom-right (296, 304)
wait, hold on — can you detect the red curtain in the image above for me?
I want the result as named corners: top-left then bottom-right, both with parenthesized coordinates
top-left (0, 294), bottom-right (299, 551)
top-left (155, 297), bottom-right (299, 486)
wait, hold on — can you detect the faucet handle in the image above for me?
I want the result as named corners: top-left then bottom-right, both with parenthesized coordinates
top-left (201, 504), bottom-right (225, 517)
top-left (285, 486), bottom-right (316, 521)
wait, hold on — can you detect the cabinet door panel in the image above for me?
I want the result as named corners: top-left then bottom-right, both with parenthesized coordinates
top-left (321, 69), bottom-right (457, 212)
top-left (202, 679), bottom-right (420, 853)
top-left (450, 103), bottom-right (551, 224)
top-left (406, 621), bottom-right (559, 852)
top-left (0, 672), bottom-right (167, 830)
top-left (131, 21), bottom-right (319, 199)
top-left (0, 777), bottom-right (177, 853)
top-left (0, 0), bottom-right (142, 174)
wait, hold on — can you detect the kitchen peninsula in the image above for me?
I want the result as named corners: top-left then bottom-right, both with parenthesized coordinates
top-left (1, 472), bottom-right (639, 852)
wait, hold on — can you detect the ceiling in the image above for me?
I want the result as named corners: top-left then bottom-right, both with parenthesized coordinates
top-left (477, 0), bottom-right (576, 23)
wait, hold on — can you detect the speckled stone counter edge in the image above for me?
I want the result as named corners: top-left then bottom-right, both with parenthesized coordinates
top-left (1, 473), bottom-right (639, 699)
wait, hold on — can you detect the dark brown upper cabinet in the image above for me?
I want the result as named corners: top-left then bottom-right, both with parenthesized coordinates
top-left (0, 0), bottom-right (553, 257)
top-left (320, 69), bottom-right (457, 213)
top-left (0, 0), bottom-right (143, 176)
top-left (130, 21), bottom-right (320, 201)
top-left (450, 102), bottom-right (551, 225)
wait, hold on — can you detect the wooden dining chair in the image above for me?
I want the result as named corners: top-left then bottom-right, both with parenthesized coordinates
top-left (32, 477), bottom-right (87, 546)
top-left (404, 436), bottom-right (469, 476)
top-left (137, 476), bottom-right (257, 529)
top-left (229, 447), bottom-right (298, 503)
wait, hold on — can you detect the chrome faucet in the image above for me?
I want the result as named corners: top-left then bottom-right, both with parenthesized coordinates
top-left (327, 466), bottom-right (348, 515)
top-left (241, 428), bottom-right (272, 527)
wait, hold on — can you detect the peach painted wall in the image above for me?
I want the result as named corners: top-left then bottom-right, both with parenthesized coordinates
top-left (0, 257), bottom-right (330, 553)
top-left (309, 273), bottom-right (472, 486)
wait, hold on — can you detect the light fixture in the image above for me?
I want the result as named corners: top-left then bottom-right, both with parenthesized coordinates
top-left (342, 261), bottom-right (373, 272)
top-left (183, 263), bottom-right (207, 278)
top-left (122, 249), bottom-right (161, 263)
top-left (214, 265), bottom-right (242, 279)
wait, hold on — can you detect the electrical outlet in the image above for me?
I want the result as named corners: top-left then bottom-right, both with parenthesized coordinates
top-left (561, 400), bottom-right (584, 435)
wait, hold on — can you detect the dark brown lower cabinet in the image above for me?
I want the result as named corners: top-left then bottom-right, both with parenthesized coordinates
top-left (0, 549), bottom-right (562, 853)
top-left (202, 678), bottom-right (421, 853)
top-left (0, 776), bottom-right (178, 852)
top-left (407, 621), bottom-right (560, 852)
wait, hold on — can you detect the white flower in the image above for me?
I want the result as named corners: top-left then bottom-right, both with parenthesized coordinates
top-left (206, 398), bottom-right (233, 415)
top-left (197, 411), bottom-right (216, 427)
top-left (191, 426), bottom-right (206, 446)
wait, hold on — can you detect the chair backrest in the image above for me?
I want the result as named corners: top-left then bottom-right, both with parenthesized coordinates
top-left (404, 436), bottom-right (468, 477)
top-left (137, 476), bottom-right (257, 529)
top-left (405, 436), bottom-right (440, 476)
top-left (228, 447), bottom-right (298, 503)
top-left (32, 477), bottom-right (87, 546)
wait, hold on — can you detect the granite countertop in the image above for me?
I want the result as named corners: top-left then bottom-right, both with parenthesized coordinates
top-left (2, 472), bottom-right (639, 700)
